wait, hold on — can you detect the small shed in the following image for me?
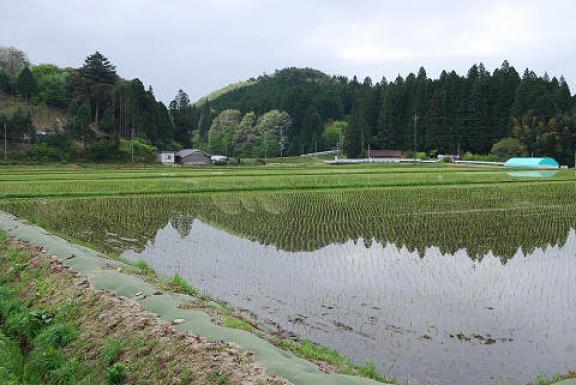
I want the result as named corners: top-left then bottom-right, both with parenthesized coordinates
top-left (156, 151), bottom-right (175, 164)
top-left (210, 155), bottom-right (229, 165)
top-left (176, 149), bottom-right (211, 166)
top-left (368, 149), bottom-right (404, 158)
top-left (504, 157), bottom-right (560, 169)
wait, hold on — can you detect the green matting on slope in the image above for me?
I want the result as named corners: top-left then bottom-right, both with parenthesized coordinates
top-left (0, 211), bottom-right (386, 385)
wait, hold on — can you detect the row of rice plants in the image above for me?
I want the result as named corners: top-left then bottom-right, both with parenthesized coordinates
top-left (1, 182), bottom-right (574, 262)
top-left (0, 168), bottom-right (572, 199)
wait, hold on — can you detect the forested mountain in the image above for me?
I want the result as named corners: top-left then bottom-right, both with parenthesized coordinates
top-left (1, 45), bottom-right (575, 164)
top-left (177, 64), bottom-right (575, 165)
top-left (0, 47), bottom-right (173, 161)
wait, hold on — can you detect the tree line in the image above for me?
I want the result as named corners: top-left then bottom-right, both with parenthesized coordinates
top-left (172, 64), bottom-right (575, 164)
top-left (0, 48), bottom-right (172, 161)
top-left (1, 46), bottom-right (575, 164)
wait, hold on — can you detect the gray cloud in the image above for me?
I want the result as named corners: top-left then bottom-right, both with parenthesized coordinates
top-left (1, 0), bottom-right (574, 103)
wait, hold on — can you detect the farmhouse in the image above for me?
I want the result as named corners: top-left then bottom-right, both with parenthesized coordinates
top-left (368, 149), bottom-right (404, 158)
top-left (175, 149), bottom-right (211, 165)
top-left (504, 157), bottom-right (560, 169)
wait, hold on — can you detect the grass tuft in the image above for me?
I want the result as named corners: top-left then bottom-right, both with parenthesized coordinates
top-left (100, 338), bottom-right (127, 366)
top-left (169, 274), bottom-right (198, 296)
top-left (133, 260), bottom-right (156, 276)
top-left (34, 324), bottom-right (78, 349)
top-left (223, 318), bottom-right (254, 332)
top-left (106, 362), bottom-right (127, 385)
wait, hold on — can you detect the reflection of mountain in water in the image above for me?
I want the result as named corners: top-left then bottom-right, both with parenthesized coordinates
top-left (121, 219), bottom-right (576, 385)
top-left (3, 183), bottom-right (574, 263)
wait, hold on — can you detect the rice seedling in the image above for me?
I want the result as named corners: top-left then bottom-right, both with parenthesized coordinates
top-left (168, 274), bottom-right (199, 296)
top-left (3, 181), bottom-right (574, 262)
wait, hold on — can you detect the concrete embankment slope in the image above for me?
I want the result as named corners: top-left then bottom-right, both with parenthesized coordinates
top-left (0, 210), bottom-right (386, 385)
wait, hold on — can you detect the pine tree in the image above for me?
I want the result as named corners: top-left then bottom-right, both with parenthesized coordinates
top-left (343, 107), bottom-right (363, 157)
top-left (0, 70), bottom-right (12, 94)
top-left (79, 51), bottom-right (117, 85)
top-left (169, 90), bottom-right (193, 146)
top-left (16, 67), bottom-right (37, 101)
top-left (300, 108), bottom-right (323, 153)
top-left (75, 101), bottom-right (91, 151)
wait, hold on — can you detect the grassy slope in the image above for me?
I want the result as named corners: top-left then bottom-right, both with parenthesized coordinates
top-left (0, 93), bottom-right (67, 131)
top-left (193, 80), bottom-right (257, 107)
top-left (0, 233), bottom-right (286, 385)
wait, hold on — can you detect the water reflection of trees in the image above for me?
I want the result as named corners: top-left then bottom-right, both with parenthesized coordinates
top-left (2, 183), bottom-right (575, 262)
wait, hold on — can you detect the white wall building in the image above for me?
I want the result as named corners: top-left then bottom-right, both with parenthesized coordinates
top-left (157, 151), bottom-right (175, 164)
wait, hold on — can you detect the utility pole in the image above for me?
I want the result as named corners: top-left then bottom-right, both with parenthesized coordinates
top-left (131, 127), bottom-right (134, 164)
top-left (279, 126), bottom-right (284, 165)
top-left (413, 113), bottom-right (419, 164)
top-left (3, 121), bottom-right (6, 160)
top-left (264, 130), bottom-right (268, 163)
top-left (339, 130), bottom-right (343, 158)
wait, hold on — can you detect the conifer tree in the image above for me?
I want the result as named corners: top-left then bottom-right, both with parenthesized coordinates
top-left (16, 67), bottom-right (37, 101)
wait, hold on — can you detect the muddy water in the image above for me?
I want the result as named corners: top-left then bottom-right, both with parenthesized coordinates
top-left (122, 219), bottom-right (576, 385)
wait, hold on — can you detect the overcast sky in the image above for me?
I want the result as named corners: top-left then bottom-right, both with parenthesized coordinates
top-left (1, 0), bottom-right (575, 103)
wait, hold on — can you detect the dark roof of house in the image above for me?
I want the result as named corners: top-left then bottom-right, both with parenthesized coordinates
top-left (368, 149), bottom-right (404, 157)
top-left (176, 149), bottom-right (209, 158)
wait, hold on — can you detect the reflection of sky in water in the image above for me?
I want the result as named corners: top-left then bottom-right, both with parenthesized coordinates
top-left (507, 171), bottom-right (559, 178)
top-left (123, 220), bottom-right (576, 385)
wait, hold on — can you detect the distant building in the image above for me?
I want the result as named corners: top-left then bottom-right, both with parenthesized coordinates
top-left (368, 149), bottom-right (404, 158)
top-left (175, 149), bottom-right (211, 165)
top-left (157, 151), bottom-right (175, 164)
top-left (210, 155), bottom-right (229, 165)
top-left (504, 157), bottom-right (560, 169)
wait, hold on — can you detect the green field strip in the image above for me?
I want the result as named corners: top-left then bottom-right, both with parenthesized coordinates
top-left (0, 177), bottom-right (573, 201)
top-left (0, 166), bottom-right (499, 183)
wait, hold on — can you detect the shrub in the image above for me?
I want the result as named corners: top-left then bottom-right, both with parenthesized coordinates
top-left (34, 324), bottom-right (78, 349)
top-left (416, 151), bottom-right (427, 160)
top-left (107, 362), bottom-right (127, 385)
top-left (491, 137), bottom-right (528, 160)
top-left (461, 152), bottom-right (500, 162)
top-left (119, 138), bottom-right (157, 162)
top-left (45, 357), bottom-right (81, 385)
top-left (0, 288), bottom-right (21, 319)
top-left (0, 331), bottom-right (24, 381)
top-left (89, 138), bottom-right (121, 162)
top-left (29, 143), bottom-right (63, 162)
top-left (4, 309), bottom-right (53, 341)
top-left (27, 345), bottom-right (65, 382)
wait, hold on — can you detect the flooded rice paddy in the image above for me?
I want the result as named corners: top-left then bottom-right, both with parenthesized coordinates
top-left (2, 181), bottom-right (576, 385)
